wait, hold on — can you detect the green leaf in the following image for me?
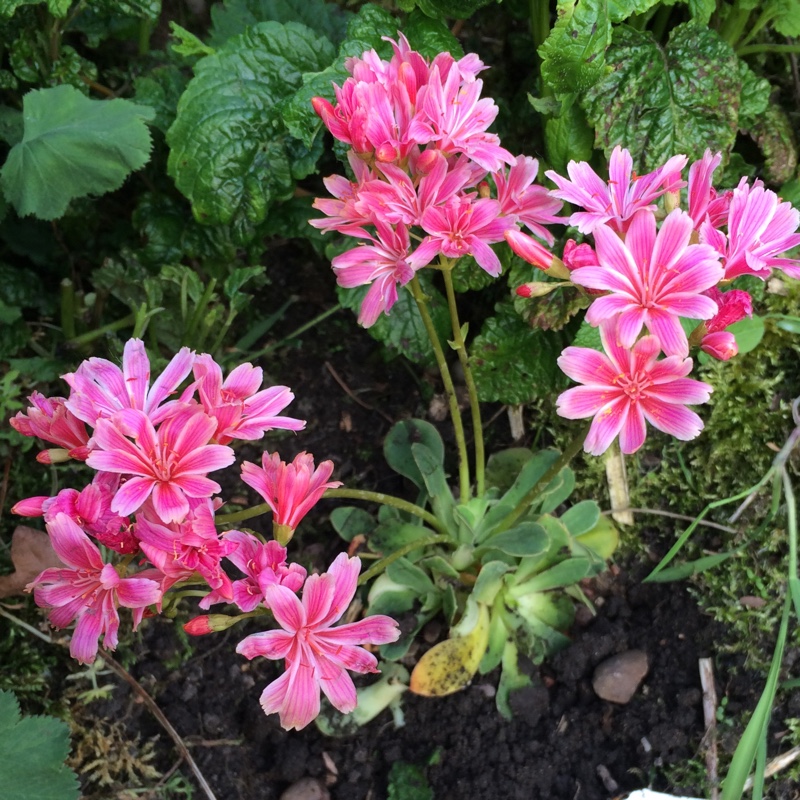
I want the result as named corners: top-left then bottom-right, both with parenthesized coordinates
top-left (539, 0), bottom-right (611, 96)
top-left (560, 500), bottom-right (601, 537)
top-left (583, 22), bottom-right (740, 171)
top-left (338, 274), bottom-right (450, 367)
top-left (538, 467), bottom-right (576, 514)
top-left (471, 301), bottom-right (568, 404)
top-left (387, 761), bottom-right (434, 800)
top-left (485, 448), bottom-right (535, 494)
top-left (0, 690), bottom-right (80, 800)
top-left (0, 0), bottom-right (69, 17)
top-left (772, 0), bottom-right (800, 36)
top-left (483, 522), bottom-right (550, 558)
top-left (166, 22), bottom-right (335, 229)
top-left (645, 550), bottom-right (737, 582)
top-left (730, 315), bottom-right (765, 354)
top-left (450, 254), bottom-right (495, 292)
top-left (544, 99), bottom-right (594, 176)
top-left (403, 8), bottom-right (464, 59)
top-left (1, 85), bottom-right (154, 220)
top-left (749, 105), bottom-right (798, 185)
top-left (511, 557), bottom-right (596, 594)
top-left (737, 61), bottom-right (771, 131)
top-left (0, 106), bottom-right (23, 146)
top-left (134, 65), bottom-right (189, 134)
top-left (687, 0), bottom-right (716, 23)
top-left (386, 557), bottom-right (437, 595)
top-left (209, 0), bottom-right (351, 48)
top-left (399, 0), bottom-right (498, 18)
top-left (370, 523), bottom-right (431, 556)
top-left (331, 506), bottom-right (377, 542)
top-left (384, 418), bottom-right (445, 490)
top-left (412, 442), bottom-right (456, 525)
top-left (170, 21), bottom-right (215, 57)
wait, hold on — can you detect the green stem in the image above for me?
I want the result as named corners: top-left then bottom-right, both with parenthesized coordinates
top-left (67, 313), bottom-right (135, 346)
top-left (441, 265), bottom-right (485, 498)
top-left (495, 426), bottom-right (588, 534)
top-left (216, 488), bottom-right (448, 535)
top-left (183, 278), bottom-right (217, 346)
top-left (719, 0), bottom-right (752, 46)
top-left (529, 0), bottom-right (550, 52)
top-left (60, 279), bottom-right (76, 340)
top-left (737, 42), bottom-right (800, 56)
top-left (132, 303), bottom-right (150, 339)
top-left (409, 276), bottom-right (471, 501)
top-left (249, 303), bottom-right (342, 358)
top-left (357, 535), bottom-right (452, 586)
top-left (737, 6), bottom-right (778, 49)
top-left (648, 3), bottom-right (672, 41)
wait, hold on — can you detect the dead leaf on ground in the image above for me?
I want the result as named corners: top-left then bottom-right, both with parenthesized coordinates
top-left (0, 525), bottom-right (63, 599)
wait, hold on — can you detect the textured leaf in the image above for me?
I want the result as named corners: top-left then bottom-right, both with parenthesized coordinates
top-left (687, 0), bottom-right (716, 24)
top-left (749, 105), bottom-right (798, 184)
top-left (1, 85), bottom-right (154, 220)
top-left (209, 0), bottom-right (351, 47)
top-left (539, 0), bottom-right (611, 96)
top-left (398, 0), bottom-right (498, 18)
top-left (167, 22), bottom-right (335, 228)
top-left (0, 690), bottom-right (80, 800)
top-left (544, 99), bottom-right (594, 176)
top-left (170, 21), bottom-right (215, 58)
top-left (402, 8), bottom-right (464, 58)
top-left (738, 62), bottom-right (771, 131)
top-left (471, 302), bottom-right (568, 404)
top-left (583, 22), bottom-right (740, 171)
top-left (337, 275), bottom-right (450, 367)
top-left (0, 0), bottom-right (69, 17)
top-left (772, 0), bottom-right (800, 36)
top-left (133, 65), bottom-right (188, 134)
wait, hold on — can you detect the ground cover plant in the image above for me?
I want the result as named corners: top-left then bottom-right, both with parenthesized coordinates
top-left (1, 0), bottom-right (800, 799)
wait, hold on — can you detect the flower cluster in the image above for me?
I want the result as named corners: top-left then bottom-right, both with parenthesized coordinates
top-left (312, 39), bottom-right (800, 457)
top-left (12, 339), bottom-right (398, 729)
top-left (508, 147), bottom-right (798, 455)
top-left (311, 34), bottom-right (562, 326)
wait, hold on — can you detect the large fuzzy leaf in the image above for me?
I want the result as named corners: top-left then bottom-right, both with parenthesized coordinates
top-left (1, 85), bottom-right (154, 220)
top-left (583, 22), bottom-right (740, 171)
top-left (0, 690), bottom-right (80, 800)
top-left (166, 21), bottom-right (335, 229)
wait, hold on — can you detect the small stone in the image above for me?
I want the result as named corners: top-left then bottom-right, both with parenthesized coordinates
top-left (279, 778), bottom-right (330, 800)
top-left (592, 650), bottom-right (649, 704)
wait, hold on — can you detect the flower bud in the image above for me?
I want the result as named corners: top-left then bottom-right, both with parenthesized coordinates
top-left (415, 148), bottom-right (440, 175)
top-left (11, 496), bottom-right (47, 516)
top-left (516, 281), bottom-right (571, 298)
top-left (505, 230), bottom-right (571, 281)
top-left (184, 614), bottom-right (237, 636)
top-left (375, 142), bottom-right (398, 163)
top-left (37, 448), bottom-right (71, 465)
top-left (701, 331), bottom-right (738, 361)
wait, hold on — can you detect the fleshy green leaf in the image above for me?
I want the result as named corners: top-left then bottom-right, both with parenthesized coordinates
top-left (471, 301), bottom-right (568, 404)
top-left (384, 418), bottom-right (445, 490)
top-left (331, 506), bottom-right (377, 542)
top-left (0, 690), bottom-right (80, 800)
top-left (166, 22), bottom-right (335, 229)
top-left (484, 522), bottom-right (550, 557)
top-left (730, 315), bottom-right (765, 354)
top-left (386, 557), bottom-right (437, 595)
top-left (583, 22), bottom-right (740, 171)
top-left (560, 499), bottom-right (601, 537)
top-left (1, 85), bottom-right (154, 220)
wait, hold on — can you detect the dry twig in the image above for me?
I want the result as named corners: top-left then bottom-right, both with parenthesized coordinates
top-left (699, 657), bottom-right (719, 800)
top-left (324, 361), bottom-right (394, 424)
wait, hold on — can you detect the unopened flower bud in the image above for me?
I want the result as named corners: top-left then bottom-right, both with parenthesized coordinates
top-left (516, 281), bottom-right (571, 298)
top-left (37, 448), bottom-right (71, 465)
top-left (562, 239), bottom-right (598, 270)
top-left (11, 496), bottom-right (47, 516)
top-left (701, 331), bottom-right (738, 361)
top-left (184, 614), bottom-right (237, 636)
top-left (415, 148), bottom-right (440, 175)
top-left (375, 142), bottom-right (398, 163)
top-left (478, 181), bottom-right (491, 199)
top-left (505, 230), bottom-right (571, 280)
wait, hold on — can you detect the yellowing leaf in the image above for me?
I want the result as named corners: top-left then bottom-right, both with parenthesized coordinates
top-left (574, 516), bottom-right (619, 560)
top-left (409, 604), bottom-right (490, 697)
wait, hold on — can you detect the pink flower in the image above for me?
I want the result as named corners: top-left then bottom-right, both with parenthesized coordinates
top-left (410, 196), bottom-right (514, 276)
top-left (571, 209), bottom-right (723, 357)
top-left (199, 531), bottom-right (306, 612)
top-left (64, 338), bottom-right (194, 427)
top-left (28, 513), bottom-right (161, 664)
top-left (332, 221), bottom-right (417, 327)
top-left (86, 407), bottom-right (235, 524)
top-left (409, 64), bottom-right (514, 171)
top-left (562, 239), bottom-right (599, 271)
top-left (493, 156), bottom-right (562, 243)
top-left (557, 320), bottom-right (712, 455)
top-left (546, 146), bottom-right (688, 234)
top-left (702, 179), bottom-right (800, 280)
top-left (136, 500), bottom-right (236, 598)
top-left (701, 331), bottom-right (738, 361)
top-left (696, 287), bottom-right (752, 361)
top-left (236, 554), bottom-right (400, 730)
top-left (191, 354), bottom-right (305, 446)
top-left (240, 451), bottom-right (341, 544)
top-left (10, 393), bottom-right (90, 464)
top-left (310, 153), bottom-right (377, 238)
top-left (14, 478), bottom-right (137, 555)
top-left (687, 150), bottom-right (729, 229)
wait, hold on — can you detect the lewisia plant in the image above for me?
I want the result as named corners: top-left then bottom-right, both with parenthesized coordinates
top-left (11, 339), bottom-right (398, 730)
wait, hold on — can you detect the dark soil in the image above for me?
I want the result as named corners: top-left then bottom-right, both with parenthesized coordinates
top-left (72, 246), bottom-right (778, 799)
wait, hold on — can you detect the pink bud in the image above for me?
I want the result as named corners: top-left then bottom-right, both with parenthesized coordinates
top-left (562, 239), bottom-right (598, 270)
top-left (375, 142), bottom-right (398, 163)
top-left (37, 448), bottom-right (71, 465)
top-left (11, 496), bottom-right (47, 516)
top-left (415, 148), bottom-right (440, 175)
top-left (505, 229), bottom-right (553, 270)
top-left (701, 331), bottom-right (738, 361)
top-left (184, 615), bottom-right (234, 636)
